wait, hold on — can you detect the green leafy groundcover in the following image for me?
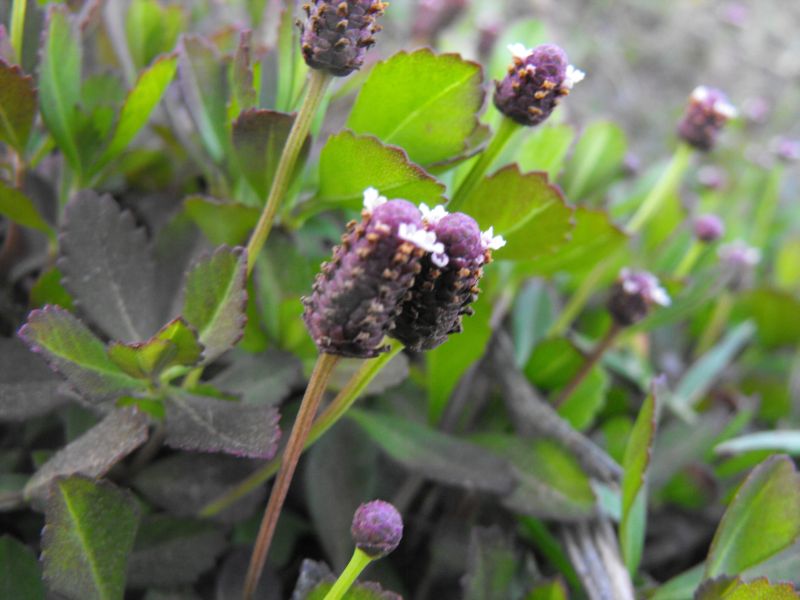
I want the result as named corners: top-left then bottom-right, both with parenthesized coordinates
top-left (0, 1), bottom-right (798, 599)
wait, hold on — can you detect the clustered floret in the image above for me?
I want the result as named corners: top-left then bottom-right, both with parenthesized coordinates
top-left (302, 189), bottom-right (505, 357)
top-left (677, 86), bottom-right (737, 151)
top-left (299, 0), bottom-right (387, 76)
top-left (351, 500), bottom-right (403, 558)
top-left (607, 268), bottom-right (671, 326)
top-left (493, 43), bottom-right (584, 126)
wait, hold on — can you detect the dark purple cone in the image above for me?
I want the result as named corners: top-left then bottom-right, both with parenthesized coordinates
top-left (299, 0), bottom-right (387, 76)
top-left (391, 213), bottom-right (487, 351)
top-left (677, 86), bottom-right (736, 151)
top-left (351, 500), bottom-right (403, 559)
top-left (607, 269), bottom-right (670, 327)
top-left (493, 44), bottom-right (579, 127)
top-left (693, 214), bottom-right (725, 243)
top-left (302, 200), bottom-right (425, 358)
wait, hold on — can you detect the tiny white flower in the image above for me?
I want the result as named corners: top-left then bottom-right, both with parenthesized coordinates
top-left (714, 98), bottom-right (738, 119)
top-left (363, 187), bottom-right (387, 212)
top-left (481, 227), bottom-right (506, 251)
top-left (691, 86), bottom-right (710, 102)
top-left (398, 223), bottom-right (446, 258)
top-left (431, 252), bottom-right (449, 268)
top-left (650, 286), bottom-right (671, 307)
top-left (618, 268), bottom-right (670, 306)
top-left (719, 241), bottom-right (761, 266)
top-left (419, 203), bottom-right (449, 225)
top-left (508, 43), bottom-right (531, 60)
top-left (563, 64), bottom-right (585, 89)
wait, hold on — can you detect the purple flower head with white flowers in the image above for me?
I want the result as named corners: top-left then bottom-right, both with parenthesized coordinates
top-left (493, 43), bottom-right (584, 127)
top-left (607, 268), bottom-right (671, 326)
top-left (677, 86), bottom-right (737, 151)
top-left (718, 240), bottom-right (761, 291)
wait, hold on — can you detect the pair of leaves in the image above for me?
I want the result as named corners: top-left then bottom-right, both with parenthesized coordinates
top-left (40, 7), bottom-right (177, 181)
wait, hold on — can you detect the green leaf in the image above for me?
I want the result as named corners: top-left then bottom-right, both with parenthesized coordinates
top-left (741, 289), bottom-right (800, 349)
top-left (619, 378), bottom-right (661, 575)
top-left (426, 293), bottom-right (492, 422)
top-left (715, 431), bottom-right (800, 457)
top-left (184, 196), bottom-right (260, 246)
top-left (474, 434), bottom-right (596, 520)
top-left (462, 528), bottom-right (521, 600)
top-left (0, 337), bottom-right (66, 422)
top-left (42, 477), bottom-right (140, 600)
top-left (0, 179), bottom-right (54, 238)
top-left (0, 60), bottom-right (36, 153)
top-left (516, 124), bottom-right (575, 181)
top-left (38, 6), bottom-right (83, 173)
top-left (178, 35), bottom-right (228, 163)
top-left (317, 131), bottom-right (446, 209)
top-left (526, 579), bottom-right (568, 600)
top-left (0, 536), bottom-right (44, 600)
top-left (181, 246), bottom-right (247, 363)
top-left (94, 53), bottom-right (178, 174)
top-left (511, 279), bottom-right (556, 366)
top-left (18, 306), bottom-right (143, 403)
top-left (458, 165), bottom-right (574, 261)
top-left (775, 239), bottom-right (800, 292)
top-left (24, 408), bottom-right (149, 504)
top-left (107, 317), bottom-right (203, 379)
top-left (229, 31), bottom-right (257, 117)
top-left (651, 563), bottom-right (704, 600)
top-left (231, 109), bottom-right (308, 201)
top-left (695, 576), bottom-right (800, 600)
top-left (561, 121), bottom-right (627, 201)
top-left (274, 0), bottom-right (308, 112)
top-left (525, 207), bottom-right (628, 276)
top-left (30, 267), bottom-right (74, 309)
top-left (125, 0), bottom-right (184, 71)
top-left (670, 321), bottom-right (755, 418)
top-left (347, 49), bottom-right (484, 166)
top-left (348, 408), bottom-right (515, 494)
top-left (706, 455), bottom-right (800, 578)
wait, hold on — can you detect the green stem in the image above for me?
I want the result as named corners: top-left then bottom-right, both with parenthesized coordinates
top-left (10, 0), bottom-right (27, 64)
top-left (547, 255), bottom-right (616, 338)
top-left (198, 341), bottom-right (403, 518)
top-left (627, 143), bottom-right (693, 234)
top-left (323, 548), bottom-right (374, 600)
top-left (243, 352), bottom-right (340, 600)
top-left (673, 240), bottom-right (704, 279)
top-left (694, 291), bottom-right (733, 358)
top-left (554, 323), bottom-right (620, 408)
top-left (448, 116), bottom-right (520, 212)
top-left (245, 70), bottom-right (331, 274)
top-left (750, 164), bottom-right (783, 249)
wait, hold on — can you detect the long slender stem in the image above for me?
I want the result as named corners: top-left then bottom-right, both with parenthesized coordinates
top-left (554, 323), bottom-right (620, 408)
top-left (246, 70), bottom-right (331, 274)
top-left (673, 240), bottom-right (703, 279)
top-left (448, 116), bottom-right (520, 212)
top-left (198, 341), bottom-right (403, 518)
top-left (547, 255), bottom-right (615, 338)
top-left (323, 548), bottom-right (374, 600)
top-left (627, 143), bottom-right (693, 234)
top-left (242, 352), bottom-right (340, 599)
top-left (10, 0), bottom-right (27, 64)
top-left (694, 291), bottom-right (733, 358)
top-left (750, 164), bottom-right (783, 249)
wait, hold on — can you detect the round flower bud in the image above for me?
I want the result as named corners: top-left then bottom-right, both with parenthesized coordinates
top-left (302, 189), bottom-right (445, 358)
top-left (677, 86), bottom-right (737, 151)
top-left (351, 500), bottom-right (403, 559)
top-left (493, 43), bottom-right (584, 127)
top-left (300, 0), bottom-right (387, 77)
top-left (607, 269), bottom-right (671, 326)
top-left (391, 207), bottom-right (504, 351)
top-left (693, 214), bottom-right (725, 243)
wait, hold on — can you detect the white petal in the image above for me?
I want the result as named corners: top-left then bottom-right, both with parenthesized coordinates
top-left (481, 227), bottom-right (506, 250)
top-left (651, 286), bottom-right (671, 307)
top-left (398, 223), bottom-right (444, 255)
top-left (363, 187), bottom-right (387, 212)
top-left (420, 203), bottom-right (449, 225)
top-left (714, 99), bottom-right (738, 119)
top-left (691, 86), bottom-right (710, 102)
top-left (508, 43), bottom-right (531, 60)
top-left (563, 64), bottom-right (585, 89)
top-left (432, 252), bottom-right (450, 268)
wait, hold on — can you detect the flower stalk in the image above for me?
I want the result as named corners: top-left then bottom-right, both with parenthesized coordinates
top-left (10, 0), bottom-right (27, 64)
top-left (323, 548), bottom-right (374, 600)
top-left (554, 322), bottom-right (621, 408)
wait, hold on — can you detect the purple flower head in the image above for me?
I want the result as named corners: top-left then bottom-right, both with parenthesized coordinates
top-left (493, 43), bottom-right (583, 127)
top-left (351, 500), bottom-right (403, 559)
top-left (718, 240), bottom-right (761, 291)
top-left (303, 189), bottom-right (446, 358)
top-left (771, 137), bottom-right (800, 163)
top-left (300, 0), bottom-right (387, 77)
top-left (391, 205), bottom-right (505, 351)
top-left (677, 86), bottom-right (737, 151)
top-left (411, 0), bottom-right (467, 42)
top-left (693, 214), bottom-right (725, 243)
top-left (607, 268), bottom-right (671, 326)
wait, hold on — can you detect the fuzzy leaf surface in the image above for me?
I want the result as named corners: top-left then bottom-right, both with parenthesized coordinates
top-left (18, 306), bottom-right (143, 403)
top-left (25, 408), bottom-right (149, 504)
top-left (59, 191), bottom-right (159, 341)
top-left (0, 337), bottom-right (66, 421)
top-left (317, 131), bottom-right (446, 208)
top-left (42, 477), bottom-right (140, 600)
top-left (347, 49), bottom-right (484, 166)
top-left (184, 197), bottom-right (260, 246)
top-left (164, 390), bottom-right (280, 459)
top-left (0, 535), bottom-right (44, 600)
